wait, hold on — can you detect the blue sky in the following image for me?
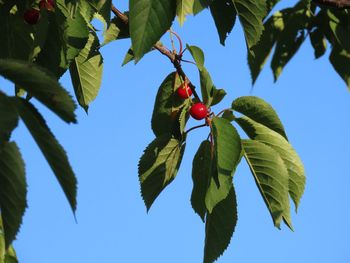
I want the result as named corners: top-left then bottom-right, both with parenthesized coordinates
top-left (3, 2), bottom-right (350, 263)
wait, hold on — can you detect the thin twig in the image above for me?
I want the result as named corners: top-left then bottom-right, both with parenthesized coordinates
top-left (185, 123), bottom-right (207, 135)
top-left (216, 108), bottom-right (232, 117)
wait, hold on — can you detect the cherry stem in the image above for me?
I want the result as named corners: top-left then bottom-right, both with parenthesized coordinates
top-left (180, 59), bottom-right (197, 66)
top-left (168, 29), bottom-right (183, 54)
top-left (169, 29), bottom-right (177, 53)
top-left (185, 123), bottom-right (207, 135)
top-left (111, 4), bottom-right (201, 102)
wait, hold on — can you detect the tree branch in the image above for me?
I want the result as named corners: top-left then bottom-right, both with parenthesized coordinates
top-left (111, 4), bottom-right (201, 101)
top-left (312, 0), bottom-right (350, 8)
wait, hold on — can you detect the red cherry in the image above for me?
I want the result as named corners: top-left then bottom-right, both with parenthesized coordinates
top-left (39, 0), bottom-right (55, 11)
top-left (176, 83), bottom-right (192, 99)
top-left (23, 8), bottom-right (40, 25)
top-left (190, 103), bottom-right (208, 120)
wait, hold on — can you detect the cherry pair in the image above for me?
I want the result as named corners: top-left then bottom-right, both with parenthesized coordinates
top-left (176, 83), bottom-right (208, 120)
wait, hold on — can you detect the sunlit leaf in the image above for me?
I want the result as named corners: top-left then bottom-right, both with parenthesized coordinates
top-left (232, 0), bottom-right (266, 50)
top-left (204, 117), bottom-right (241, 212)
top-left (200, 68), bottom-right (214, 106)
top-left (129, 0), bottom-right (176, 61)
top-left (212, 117), bottom-right (241, 178)
top-left (102, 15), bottom-right (130, 46)
top-left (70, 32), bottom-right (103, 112)
top-left (242, 139), bottom-right (292, 229)
top-left (186, 45), bottom-right (205, 71)
top-left (176, 0), bottom-right (194, 25)
top-left (232, 96), bottom-right (288, 140)
top-left (138, 134), bottom-right (185, 210)
top-left (237, 116), bottom-right (305, 211)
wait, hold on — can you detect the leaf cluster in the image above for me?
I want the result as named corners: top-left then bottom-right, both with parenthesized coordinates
top-left (249, 0), bottom-right (350, 89)
top-left (138, 45), bottom-right (305, 262)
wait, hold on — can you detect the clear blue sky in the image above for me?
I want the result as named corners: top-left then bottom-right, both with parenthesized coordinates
top-left (3, 2), bottom-right (350, 262)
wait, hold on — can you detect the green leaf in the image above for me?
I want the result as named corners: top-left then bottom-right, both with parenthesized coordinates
top-left (329, 47), bottom-right (350, 90)
top-left (309, 27), bottom-right (327, 59)
top-left (211, 88), bottom-right (226, 106)
top-left (0, 13), bottom-right (34, 60)
top-left (329, 15), bottom-right (350, 53)
top-left (186, 45), bottom-right (219, 106)
top-left (70, 32), bottom-right (103, 112)
top-left (0, 59), bottom-right (76, 123)
top-left (36, 13), bottom-right (67, 77)
top-left (209, 0), bottom-right (237, 45)
top-left (212, 117), bottom-right (242, 177)
top-left (0, 220), bottom-right (18, 263)
top-left (0, 223), bottom-right (3, 262)
top-left (129, 0), bottom-right (176, 61)
top-left (0, 92), bottom-right (18, 145)
top-left (232, 96), bottom-right (288, 140)
top-left (248, 11), bottom-right (286, 84)
top-left (0, 142), bottom-right (27, 248)
top-left (205, 172), bottom-right (232, 214)
top-left (14, 99), bottom-right (77, 213)
top-left (102, 15), bottom-right (130, 46)
top-left (242, 139), bottom-right (292, 229)
top-left (236, 116), bottom-right (305, 211)
top-left (266, 0), bottom-right (281, 16)
top-left (138, 134), bottom-right (185, 210)
top-left (270, 8), bottom-right (309, 81)
top-left (122, 41), bottom-right (164, 66)
top-left (232, 0), bottom-right (267, 50)
top-left (186, 45), bottom-right (205, 71)
top-left (199, 68), bottom-right (214, 106)
top-left (151, 72), bottom-right (186, 137)
top-left (37, 5), bottom-right (89, 77)
top-left (79, 1), bottom-right (96, 24)
top-left (191, 140), bottom-right (212, 221)
top-left (92, 0), bottom-right (112, 27)
top-left (192, 0), bottom-right (211, 15)
top-left (122, 48), bottom-right (135, 66)
top-left (4, 246), bottom-right (18, 263)
top-left (222, 110), bottom-right (236, 122)
top-left (204, 117), bottom-right (241, 213)
top-left (176, 0), bottom-right (194, 26)
top-left (178, 102), bottom-right (190, 134)
top-left (56, 1), bottom-right (89, 63)
top-left (204, 187), bottom-right (237, 263)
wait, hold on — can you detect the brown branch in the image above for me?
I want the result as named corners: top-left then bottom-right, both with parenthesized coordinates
top-left (111, 5), bottom-right (129, 24)
top-left (111, 4), bottom-right (201, 101)
top-left (312, 0), bottom-right (350, 8)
